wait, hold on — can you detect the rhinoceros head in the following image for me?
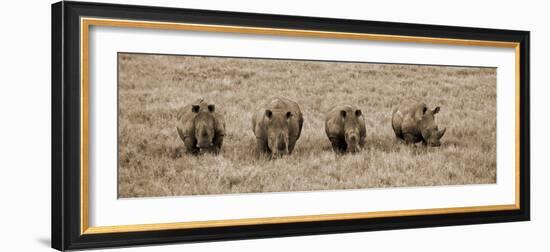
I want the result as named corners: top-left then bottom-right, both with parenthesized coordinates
top-left (192, 104), bottom-right (216, 149)
top-left (420, 106), bottom-right (446, 147)
top-left (341, 109), bottom-right (363, 153)
top-left (265, 109), bottom-right (292, 157)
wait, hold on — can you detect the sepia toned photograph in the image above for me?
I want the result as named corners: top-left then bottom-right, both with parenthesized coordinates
top-left (117, 52), bottom-right (497, 198)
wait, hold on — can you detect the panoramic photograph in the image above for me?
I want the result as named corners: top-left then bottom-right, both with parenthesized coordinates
top-left (117, 52), bottom-right (497, 198)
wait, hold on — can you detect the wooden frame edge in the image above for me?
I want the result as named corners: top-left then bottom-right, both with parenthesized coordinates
top-left (78, 17), bottom-right (524, 235)
top-left (84, 18), bottom-right (519, 48)
top-left (82, 204), bottom-right (518, 234)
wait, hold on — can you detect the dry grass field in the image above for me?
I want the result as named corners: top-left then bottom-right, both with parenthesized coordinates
top-left (118, 53), bottom-right (496, 198)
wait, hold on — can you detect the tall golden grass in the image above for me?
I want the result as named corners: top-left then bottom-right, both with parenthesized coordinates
top-left (118, 53), bottom-right (496, 198)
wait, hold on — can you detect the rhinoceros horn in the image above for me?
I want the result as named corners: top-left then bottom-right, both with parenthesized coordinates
top-left (435, 127), bottom-right (447, 139)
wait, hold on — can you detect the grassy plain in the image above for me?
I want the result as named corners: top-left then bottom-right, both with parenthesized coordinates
top-left (118, 53), bottom-right (496, 198)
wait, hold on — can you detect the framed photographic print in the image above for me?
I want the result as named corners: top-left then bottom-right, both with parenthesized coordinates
top-left (51, 1), bottom-right (530, 250)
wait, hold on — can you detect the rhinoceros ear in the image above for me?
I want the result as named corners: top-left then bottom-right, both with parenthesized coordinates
top-left (286, 111), bottom-right (293, 118)
top-left (433, 106), bottom-right (440, 114)
top-left (422, 106), bottom-right (428, 115)
top-left (192, 105), bottom-right (200, 113)
top-left (208, 104), bottom-right (215, 112)
top-left (340, 110), bottom-right (347, 118)
top-left (355, 109), bottom-right (362, 117)
top-left (265, 109), bottom-right (273, 118)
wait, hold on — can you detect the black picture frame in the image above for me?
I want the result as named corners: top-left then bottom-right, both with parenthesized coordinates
top-left (52, 1), bottom-right (530, 251)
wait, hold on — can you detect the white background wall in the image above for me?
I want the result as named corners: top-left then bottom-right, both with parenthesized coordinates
top-left (0, 0), bottom-right (546, 251)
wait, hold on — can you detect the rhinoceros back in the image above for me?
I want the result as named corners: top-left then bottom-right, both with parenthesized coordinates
top-left (392, 100), bottom-right (427, 140)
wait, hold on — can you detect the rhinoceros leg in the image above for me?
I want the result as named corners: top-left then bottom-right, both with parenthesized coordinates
top-left (359, 136), bottom-right (367, 148)
top-left (329, 136), bottom-right (347, 153)
top-left (403, 133), bottom-right (420, 145)
top-left (182, 136), bottom-right (199, 154)
top-left (255, 138), bottom-right (269, 158)
top-left (421, 138), bottom-right (428, 146)
top-left (212, 134), bottom-right (224, 154)
top-left (288, 138), bottom-right (298, 154)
